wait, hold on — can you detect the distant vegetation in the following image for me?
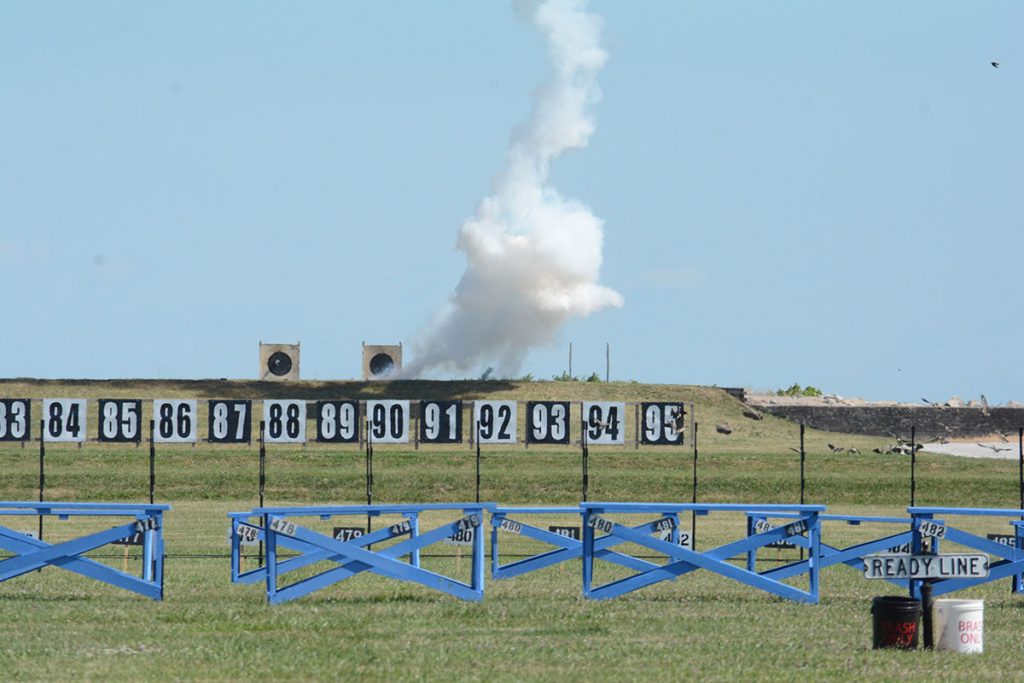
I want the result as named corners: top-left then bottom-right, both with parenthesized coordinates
top-left (777, 383), bottom-right (823, 397)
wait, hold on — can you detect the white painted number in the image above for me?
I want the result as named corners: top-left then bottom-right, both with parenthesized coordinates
top-left (421, 400), bottom-right (461, 443)
top-left (208, 400), bottom-right (251, 443)
top-left (528, 401), bottom-right (569, 444)
top-left (0, 399), bottom-right (30, 441)
top-left (98, 399), bottom-right (141, 442)
top-left (641, 403), bottom-right (687, 445)
top-left (317, 401), bottom-right (358, 443)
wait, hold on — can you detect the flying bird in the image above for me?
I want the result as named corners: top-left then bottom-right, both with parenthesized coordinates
top-left (992, 61), bottom-right (1000, 68)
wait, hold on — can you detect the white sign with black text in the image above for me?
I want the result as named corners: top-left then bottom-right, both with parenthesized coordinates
top-left (263, 400), bottom-right (307, 443)
top-left (472, 400), bottom-right (517, 444)
top-left (863, 553), bottom-right (989, 580)
top-left (43, 399), bottom-right (87, 442)
top-left (153, 400), bottom-right (198, 443)
top-left (366, 400), bottom-right (409, 444)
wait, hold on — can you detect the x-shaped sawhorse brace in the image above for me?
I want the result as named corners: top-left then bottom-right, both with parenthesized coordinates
top-left (908, 507), bottom-right (1024, 599)
top-left (229, 514), bottom-right (420, 585)
top-left (0, 518), bottom-right (165, 600)
top-left (582, 504), bottom-right (823, 603)
top-left (746, 513), bottom-right (921, 589)
top-left (261, 511), bottom-right (487, 603)
top-left (490, 506), bottom-right (679, 579)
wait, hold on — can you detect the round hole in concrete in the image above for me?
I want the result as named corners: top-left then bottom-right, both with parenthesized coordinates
top-left (369, 353), bottom-right (395, 376)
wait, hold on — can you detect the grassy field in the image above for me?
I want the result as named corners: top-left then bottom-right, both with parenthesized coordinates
top-left (1, 379), bottom-right (1023, 681)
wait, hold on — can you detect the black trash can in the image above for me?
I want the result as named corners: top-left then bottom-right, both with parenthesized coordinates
top-left (872, 596), bottom-right (921, 649)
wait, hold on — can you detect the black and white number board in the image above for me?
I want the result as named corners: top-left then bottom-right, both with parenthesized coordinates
top-left (333, 526), bottom-right (365, 542)
top-left (0, 399), bottom-right (31, 442)
top-left (153, 400), bottom-right (198, 443)
top-left (263, 400), bottom-right (306, 443)
top-left (640, 402), bottom-right (688, 445)
top-left (526, 401), bottom-right (570, 445)
top-left (208, 400), bottom-right (252, 443)
top-left (419, 400), bottom-right (462, 444)
top-left (472, 400), bottom-right (517, 444)
top-left (366, 400), bottom-right (409, 444)
top-left (97, 399), bottom-right (142, 442)
top-left (548, 525), bottom-right (581, 540)
top-left (316, 400), bottom-right (360, 443)
top-left (582, 401), bottom-right (625, 445)
top-left (43, 399), bottom-right (87, 442)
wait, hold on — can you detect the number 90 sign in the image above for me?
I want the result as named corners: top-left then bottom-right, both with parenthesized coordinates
top-left (365, 400), bottom-right (409, 444)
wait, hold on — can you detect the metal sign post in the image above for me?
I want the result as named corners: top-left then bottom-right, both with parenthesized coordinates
top-left (691, 422), bottom-right (698, 549)
top-left (257, 420), bottom-right (266, 565)
top-left (148, 419), bottom-right (156, 505)
top-left (365, 420), bottom-right (373, 534)
top-left (475, 421), bottom-right (481, 503)
top-left (581, 419), bottom-right (589, 502)
top-left (910, 426), bottom-right (917, 507)
top-left (37, 419), bottom-right (44, 541)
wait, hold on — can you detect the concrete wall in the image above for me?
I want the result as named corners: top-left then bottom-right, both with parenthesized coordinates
top-left (757, 405), bottom-right (1024, 438)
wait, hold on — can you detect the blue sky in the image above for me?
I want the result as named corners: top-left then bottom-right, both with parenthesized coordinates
top-left (1, 2), bottom-right (1021, 403)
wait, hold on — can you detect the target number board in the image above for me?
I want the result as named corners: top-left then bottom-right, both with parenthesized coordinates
top-left (263, 400), bottom-right (306, 443)
top-left (583, 401), bottom-right (625, 445)
top-left (153, 400), bottom-right (198, 443)
top-left (208, 400), bottom-right (252, 443)
top-left (97, 399), bottom-right (142, 442)
top-left (316, 400), bottom-right (359, 443)
top-left (473, 400), bottom-right (516, 444)
top-left (43, 399), bottom-right (87, 442)
top-left (419, 400), bottom-right (462, 444)
top-left (641, 402), bottom-right (688, 445)
top-left (527, 401), bottom-right (570, 445)
top-left (366, 400), bottom-right (409, 444)
top-left (0, 399), bottom-right (30, 441)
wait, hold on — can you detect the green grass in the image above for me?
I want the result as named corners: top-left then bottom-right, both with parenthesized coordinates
top-left (1, 379), bottom-right (1023, 681)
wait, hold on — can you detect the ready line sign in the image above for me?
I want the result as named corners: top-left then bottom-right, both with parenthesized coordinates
top-left (863, 553), bottom-right (989, 580)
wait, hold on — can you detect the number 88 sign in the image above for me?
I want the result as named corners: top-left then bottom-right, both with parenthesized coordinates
top-left (263, 400), bottom-right (306, 443)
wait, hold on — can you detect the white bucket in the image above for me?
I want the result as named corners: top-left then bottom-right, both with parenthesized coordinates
top-left (934, 599), bottom-right (984, 654)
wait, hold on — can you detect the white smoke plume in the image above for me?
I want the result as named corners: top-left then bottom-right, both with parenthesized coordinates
top-left (405, 0), bottom-right (623, 378)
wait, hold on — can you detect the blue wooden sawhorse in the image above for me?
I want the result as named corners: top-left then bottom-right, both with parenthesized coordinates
top-left (745, 512), bottom-right (920, 589)
top-left (0, 501), bottom-right (169, 600)
top-left (230, 503), bottom-right (489, 603)
top-left (581, 502), bottom-right (824, 603)
top-left (490, 506), bottom-right (683, 580)
top-left (907, 506), bottom-right (1024, 599)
